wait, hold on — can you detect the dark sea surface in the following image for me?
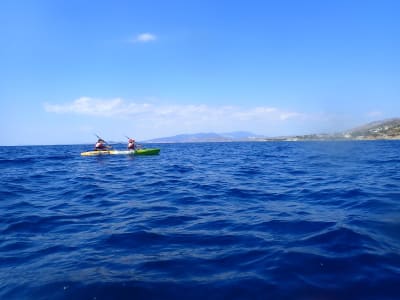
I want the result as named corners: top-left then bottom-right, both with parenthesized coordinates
top-left (1, 141), bottom-right (399, 300)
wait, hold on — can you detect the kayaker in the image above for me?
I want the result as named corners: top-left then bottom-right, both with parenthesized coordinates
top-left (127, 138), bottom-right (136, 150)
top-left (95, 139), bottom-right (110, 150)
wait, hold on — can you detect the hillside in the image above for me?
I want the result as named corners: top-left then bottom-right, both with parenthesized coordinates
top-left (279, 118), bottom-right (400, 141)
top-left (345, 118), bottom-right (400, 139)
top-left (145, 131), bottom-right (262, 143)
top-left (144, 119), bottom-right (400, 143)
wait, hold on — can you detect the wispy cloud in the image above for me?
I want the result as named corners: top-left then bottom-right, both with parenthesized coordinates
top-left (44, 97), bottom-right (308, 136)
top-left (366, 111), bottom-right (383, 118)
top-left (44, 97), bottom-right (304, 122)
top-left (44, 97), bottom-right (151, 117)
top-left (131, 33), bottom-right (157, 43)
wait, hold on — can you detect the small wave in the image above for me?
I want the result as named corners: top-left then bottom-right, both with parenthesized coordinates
top-left (1, 142), bottom-right (400, 299)
top-left (296, 226), bottom-right (382, 257)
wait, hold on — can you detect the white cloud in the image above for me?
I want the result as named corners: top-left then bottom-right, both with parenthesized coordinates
top-left (45, 97), bottom-right (302, 120)
top-left (44, 97), bottom-right (152, 117)
top-left (366, 111), bottom-right (383, 118)
top-left (279, 112), bottom-right (303, 120)
top-left (44, 97), bottom-right (306, 137)
top-left (131, 33), bottom-right (157, 43)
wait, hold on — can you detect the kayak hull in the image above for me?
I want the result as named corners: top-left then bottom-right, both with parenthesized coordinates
top-left (134, 149), bottom-right (161, 155)
top-left (80, 148), bottom-right (160, 156)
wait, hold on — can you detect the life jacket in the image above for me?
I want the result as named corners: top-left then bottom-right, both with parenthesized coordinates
top-left (128, 142), bottom-right (135, 150)
top-left (95, 142), bottom-right (106, 150)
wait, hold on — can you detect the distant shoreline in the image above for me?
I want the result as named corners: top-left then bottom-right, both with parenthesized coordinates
top-left (2, 139), bottom-right (400, 147)
top-left (143, 138), bottom-right (400, 144)
top-left (259, 136), bottom-right (400, 142)
top-left (145, 118), bottom-right (400, 143)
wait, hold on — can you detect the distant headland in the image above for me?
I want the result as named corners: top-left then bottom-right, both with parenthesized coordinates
top-left (145, 118), bottom-right (400, 143)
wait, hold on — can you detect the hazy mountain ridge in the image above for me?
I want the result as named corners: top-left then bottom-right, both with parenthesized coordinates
top-left (145, 131), bottom-right (263, 143)
top-left (345, 118), bottom-right (400, 138)
top-left (144, 119), bottom-right (400, 143)
top-left (271, 118), bottom-right (400, 141)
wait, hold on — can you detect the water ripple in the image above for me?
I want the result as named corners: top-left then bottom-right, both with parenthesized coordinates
top-left (0, 142), bottom-right (399, 299)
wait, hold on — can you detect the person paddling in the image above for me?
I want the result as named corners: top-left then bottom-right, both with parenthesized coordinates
top-left (127, 138), bottom-right (136, 150)
top-left (95, 138), bottom-right (111, 151)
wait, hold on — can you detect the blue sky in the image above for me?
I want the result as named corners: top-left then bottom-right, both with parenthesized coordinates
top-left (1, 0), bottom-right (399, 145)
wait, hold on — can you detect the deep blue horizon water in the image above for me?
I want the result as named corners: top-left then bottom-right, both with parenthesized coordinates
top-left (1, 141), bottom-right (399, 300)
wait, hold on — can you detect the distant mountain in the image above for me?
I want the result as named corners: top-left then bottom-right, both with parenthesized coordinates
top-left (345, 118), bottom-right (400, 138)
top-left (220, 131), bottom-right (264, 139)
top-left (144, 118), bottom-right (400, 143)
top-left (145, 131), bottom-right (263, 143)
top-left (265, 118), bottom-right (400, 141)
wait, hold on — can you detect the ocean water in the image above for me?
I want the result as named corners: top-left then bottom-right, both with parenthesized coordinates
top-left (0, 141), bottom-right (399, 300)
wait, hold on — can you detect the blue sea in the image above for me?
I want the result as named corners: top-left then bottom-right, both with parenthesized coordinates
top-left (1, 141), bottom-right (399, 300)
